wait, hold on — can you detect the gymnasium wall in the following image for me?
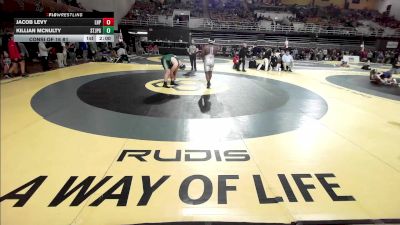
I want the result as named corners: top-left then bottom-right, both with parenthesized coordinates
top-left (78, 0), bottom-right (135, 28)
top-left (281, 0), bottom-right (379, 10)
top-left (148, 26), bottom-right (190, 42)
top-left (377, 0), bottom-right (400, 20)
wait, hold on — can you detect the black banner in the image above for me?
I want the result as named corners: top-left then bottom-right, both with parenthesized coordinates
top-left (14, 26), bottom-right (108, 35)
top-left (7, 12), bottom-right (113, 18)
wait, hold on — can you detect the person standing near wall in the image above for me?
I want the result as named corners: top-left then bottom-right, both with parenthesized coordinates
top-left (17, 42), bottom-right (29, 74)
top-left (8, 34), bottom-right (27, 77)
top-left (187, 41), bottom-right (198, 71)
top-left (55, 42), bottom-right (65, 68)
top-left (391, 54), bottom-right (400, 74)
top-left (80, 42), bottom-right (89, 62)
top-left (38, 42), bottom-right (51, 71)
top-left (1, 46), bottom-right (12, 78)
top-left (237, 43), bottom-right (247, 72)
top-left (88, 42), bottom-right (97, 61)
top-left (67, 42), bottom-right (77, 65)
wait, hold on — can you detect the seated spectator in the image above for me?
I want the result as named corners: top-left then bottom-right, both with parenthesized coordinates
top-left (153, 44), bottom-right (160, 55)
top-left (117, 44), bottom-right (127, 57)
top-left (391, 55), bottom-right (400, 74)
top-left (1, 49), bottom-right (12, 78)
top-left (116, 44), bottom-right (128, 63)
top-left (257, 49), bottom-right (270, 71)
top-left (377, 51), bottom-right (384, 63)
top-left (146, 43), bottom-right (154, 55)
top-left (282, 51), bottom-right (294, 72)
top-left (111, 47), bottom-right (118, 57)
top-left (270, 50), bottom-right (279, 71)
top-left (249, 56), bottom-right (258, 69)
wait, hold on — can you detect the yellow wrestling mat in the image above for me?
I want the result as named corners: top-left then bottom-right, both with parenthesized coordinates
top-left (1, 62), bottom-right (400, 225)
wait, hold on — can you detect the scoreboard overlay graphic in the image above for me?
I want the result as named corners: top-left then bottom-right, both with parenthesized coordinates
top-left (13, 12), bottom-right (114, 42)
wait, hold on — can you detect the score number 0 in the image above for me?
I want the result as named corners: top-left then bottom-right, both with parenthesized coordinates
top-left (103, 18), bottom-right (114, 26)
top-left (102, 18), bottom-right (114, 34)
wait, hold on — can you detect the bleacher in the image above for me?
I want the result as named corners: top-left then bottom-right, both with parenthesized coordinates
top-left (120, 0), bottom-right (400, 39)
top-left (118, 0), bottom-right (400, 53)
top-left (191, 32), bottom-right (376, 50)
top-left (120, 17), bottom-right (400, 39)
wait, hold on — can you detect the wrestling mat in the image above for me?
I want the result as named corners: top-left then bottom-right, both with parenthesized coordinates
top-left (1, 59), bottom-right (399, 225)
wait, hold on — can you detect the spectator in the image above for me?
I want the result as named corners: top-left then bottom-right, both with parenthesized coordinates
top-left (323, 49), bottom-right (328, 60)
top-left (237, 43), bottom-right (247, 72)
top-left (17, 42), bottom-right (29, 60)
top-left (233, 53), bottom-right (240, 70)
top-left (293, 48), bottom-right (298, 60)
top-left (282, 51), bottom-right (294, 72)
top-left (257, 49), bottom-right (270, 71)
top-left (8, 34), bottom-right (26, 76)
top-left (377, 51), bottom-right (384, 63)
top-left (88, 42), bottom-right (97, 61)
top-left (17, 42), bottom-right (29, 73)
top-left (1, 49), bottom-right (12, 78)
top-left (222, 46), bottom-right (227, 57)
top-left (116, 43), bottom-right (128, 62)
top-left (391, 55), bottom-right (400, 74)
top-left (270, 50), bottom-right (279, 71)
top-left (62, 42), bottom-right (68, 66)
top-left (55, 42), bottom-right (65, 68)
top-left (249, 56), bottom-right (258, 69)
top-left (80, 42), bottom-right (89, 61)
top-left (153, 44), bottom-right (159, 55)
top-left (117, 44), bottom-right (127, 57)
top-left (38, 42), bottom-right (51, 71)
top-left (67, 42), bottom-right (77, 65)
top-left (367, 50), bottom-right (373, 62)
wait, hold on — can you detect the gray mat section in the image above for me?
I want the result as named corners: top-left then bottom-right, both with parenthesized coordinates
top-left (326, 75), bottom-right (400, 101)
